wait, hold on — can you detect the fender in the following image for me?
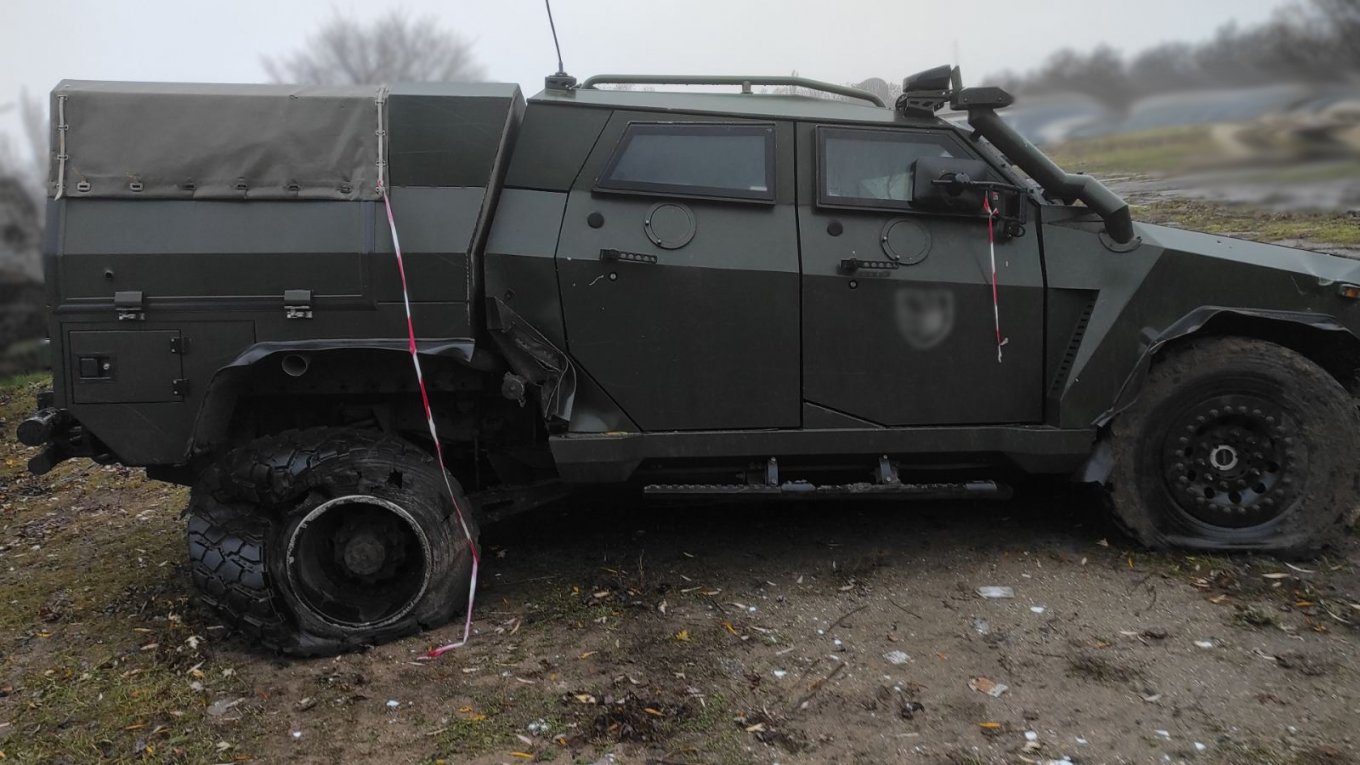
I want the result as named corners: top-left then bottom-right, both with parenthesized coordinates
top-left (185, 338), bottom-right (491, 460)
top-left (1077, 306), bottom-right (1359, 483)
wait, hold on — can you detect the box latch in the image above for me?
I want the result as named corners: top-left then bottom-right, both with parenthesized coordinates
top-left (284, 289), bottom-right (313, 320)
top-left (114, 290), bottom-right (145, 321)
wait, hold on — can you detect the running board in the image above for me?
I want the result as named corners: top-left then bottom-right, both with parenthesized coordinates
top-left (644, 479), bottom-right (1011, 500)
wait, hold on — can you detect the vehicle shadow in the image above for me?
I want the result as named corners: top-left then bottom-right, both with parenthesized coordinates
top-left (479, 484), bottom-right (1131, 587)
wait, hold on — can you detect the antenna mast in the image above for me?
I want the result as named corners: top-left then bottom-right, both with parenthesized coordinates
top-left (543, 0), bottom-right (577, 90)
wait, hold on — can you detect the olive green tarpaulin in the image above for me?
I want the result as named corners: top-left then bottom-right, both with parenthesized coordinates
top-left (49, 80), bottom-right (384, 200)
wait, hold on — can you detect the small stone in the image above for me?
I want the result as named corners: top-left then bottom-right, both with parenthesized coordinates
top-left (977, 586), bottom-right (1015, 599)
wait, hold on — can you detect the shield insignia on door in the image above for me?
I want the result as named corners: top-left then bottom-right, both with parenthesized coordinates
top-left (895, 287), bottom-right (954, 350)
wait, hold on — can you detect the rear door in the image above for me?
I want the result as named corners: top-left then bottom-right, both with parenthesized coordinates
top-left (797, 123), bottom-right (1045, 426)
top-left (556, 113), bottom-right (800, 431)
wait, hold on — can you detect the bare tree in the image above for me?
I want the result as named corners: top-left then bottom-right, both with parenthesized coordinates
top-left (264, 11), bottom-right (486, 85)
top-left (1025, 46), bottom-right (1137, 111)
top-left (989, 0), bottom-right (1360, 106)
top-left (0, 90), bottom-right (47, 207)
top-left (0, 88), bottom-right (48, 279)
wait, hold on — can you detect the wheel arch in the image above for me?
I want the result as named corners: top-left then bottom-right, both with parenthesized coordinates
top-left (1079, 307), bottom-right (1360, 483)
top-left (185, 339), bottom-right (500, 462)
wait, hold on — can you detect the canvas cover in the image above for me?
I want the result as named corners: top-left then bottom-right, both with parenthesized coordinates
top-left (50, 80), bottom-right (383, 200)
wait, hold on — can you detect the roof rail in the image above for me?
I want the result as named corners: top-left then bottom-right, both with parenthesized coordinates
top-left (579, 75), bottom-right (886, 108)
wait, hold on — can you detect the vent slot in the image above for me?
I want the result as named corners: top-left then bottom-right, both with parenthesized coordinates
top-left (1049, 297), bottom-right (1097, 397)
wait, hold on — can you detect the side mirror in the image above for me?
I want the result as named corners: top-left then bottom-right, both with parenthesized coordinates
top-left (911, 156), bottom-right (992, 212)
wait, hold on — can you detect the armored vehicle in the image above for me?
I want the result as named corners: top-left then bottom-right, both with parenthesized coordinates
top-left (19, 66), bottom-right (1360, 654)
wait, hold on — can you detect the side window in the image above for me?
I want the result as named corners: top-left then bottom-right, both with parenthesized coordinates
top-left (597, 123), bottom-right (775, 202)
top-left (817, 127), bottom-right (962, 209)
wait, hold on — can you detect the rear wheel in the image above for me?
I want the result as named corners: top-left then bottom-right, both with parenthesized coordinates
top-left (1107, 336), bottom-right (1359, 557)
top-left (186, 428), bottom-right (478, 655)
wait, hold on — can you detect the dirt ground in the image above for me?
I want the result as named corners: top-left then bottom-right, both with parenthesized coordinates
top-left (1, 371), bottom-right (1358, 765)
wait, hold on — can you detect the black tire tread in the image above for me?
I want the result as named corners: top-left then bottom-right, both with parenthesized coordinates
top-left (186, 494), bottom-right (294, 652)
top-left (187, 427), bottom-right (478, 656)
top-left (1107, 336), bottom-right (1359, 557)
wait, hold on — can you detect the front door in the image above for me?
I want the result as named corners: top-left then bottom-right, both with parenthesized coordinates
top-left (556, 114), bottom-right (801, 431)
top-left (797, 123), bottom-right (1045, 426)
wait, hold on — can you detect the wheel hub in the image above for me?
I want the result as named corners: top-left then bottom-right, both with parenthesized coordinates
top-left (1161, 393), bottom-right (1300, 528)
top-left (340, 532), bottom-right (388, 577)
top-left (1208, 444), bottom-right (1239, 472)
top-left (286, 495), bottom-right (431, 629)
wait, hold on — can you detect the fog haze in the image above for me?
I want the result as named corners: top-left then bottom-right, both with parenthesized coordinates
top-left (1, 0), bottom-right (1292, 136)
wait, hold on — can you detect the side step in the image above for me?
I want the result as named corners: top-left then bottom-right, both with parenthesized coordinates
top-left (644, 479), bottom-right (1011, 500)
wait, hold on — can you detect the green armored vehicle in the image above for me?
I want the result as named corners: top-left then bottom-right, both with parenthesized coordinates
top-left (19, 66), bottom-right (1360, 654)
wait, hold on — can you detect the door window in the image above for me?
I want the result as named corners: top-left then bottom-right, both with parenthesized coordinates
top-left (817, 127), bottom-right (962, 209)
top-left (597, 123), bottom-right (775, 201)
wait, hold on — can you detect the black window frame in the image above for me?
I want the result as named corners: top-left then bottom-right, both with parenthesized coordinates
top-left (815, 125), bottom-right (973, 212)
top-left (595, 122), bottom-right (777, 203)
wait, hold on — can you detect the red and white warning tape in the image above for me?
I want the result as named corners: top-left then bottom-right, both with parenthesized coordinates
top-left (379, 186), bottom-right (482, 658)
top-left (983, 193), bottom-right (1007, 364)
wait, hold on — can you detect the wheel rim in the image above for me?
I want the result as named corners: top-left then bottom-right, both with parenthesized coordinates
top-left (285, 495), bottom-right (431, 629)
top-left (1160, 393), bottom-right (1301, 529)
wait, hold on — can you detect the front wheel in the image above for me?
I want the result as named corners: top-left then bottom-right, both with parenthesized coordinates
top-left (1107, 336), bottom-right (1360, 557)
top-left (187, 428), bottom-right (478, 656)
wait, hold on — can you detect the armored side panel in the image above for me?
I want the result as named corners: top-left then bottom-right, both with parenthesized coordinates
top-left (44, 81), bottom-right (523, 466)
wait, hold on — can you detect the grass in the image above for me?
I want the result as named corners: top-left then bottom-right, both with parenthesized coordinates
top-left (1040, 124), bottom-right (1360, 248)
top-left (0, 375), bottom-right (260, 763)
top-left (0, 374), bottom-right (752, 763)
top-left (1136, 198), bottom-right (1360, 246)
top-left (1044, 125), bottom-right (1222, 177)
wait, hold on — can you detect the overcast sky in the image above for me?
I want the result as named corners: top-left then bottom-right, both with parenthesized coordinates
top-left (1, 0), bottom-right (1293, 143)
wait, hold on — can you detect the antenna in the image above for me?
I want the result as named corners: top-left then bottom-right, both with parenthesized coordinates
top-left (543, 0), bottom-right (577, 90)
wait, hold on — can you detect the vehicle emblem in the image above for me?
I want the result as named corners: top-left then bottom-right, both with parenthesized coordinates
top-left (895, 287), bottom-right (954, 350)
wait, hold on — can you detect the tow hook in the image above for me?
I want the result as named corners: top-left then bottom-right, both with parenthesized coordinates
top-left (18, 407), bottom-right (69, 447)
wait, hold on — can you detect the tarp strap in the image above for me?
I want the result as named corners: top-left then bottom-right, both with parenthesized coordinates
top-left (53, 95), bottom-right (69, 201)
top-left (378, 184), bottom-right (482, 657)
top-left (375, 86), bottom-right (389, 195)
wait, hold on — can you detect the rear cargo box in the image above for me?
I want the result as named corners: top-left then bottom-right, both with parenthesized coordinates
top-left (45, 80), bottom-right (523, 464)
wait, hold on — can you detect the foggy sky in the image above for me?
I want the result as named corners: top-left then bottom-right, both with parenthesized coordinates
top-left (0, 0), bottom-right (1293, 141)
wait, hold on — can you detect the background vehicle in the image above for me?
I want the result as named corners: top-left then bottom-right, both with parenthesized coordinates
top-left (18, 66), bottom-right (1360, 654)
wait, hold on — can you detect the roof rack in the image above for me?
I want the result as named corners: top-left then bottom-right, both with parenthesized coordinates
top-left (578, 75), bottom-right (886, 108)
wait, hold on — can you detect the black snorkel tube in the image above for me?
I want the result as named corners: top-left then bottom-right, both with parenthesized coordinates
top-left (902, 65), bottom-right (1136, 245)
top-left (966, 105), bottom-right (1135, 244)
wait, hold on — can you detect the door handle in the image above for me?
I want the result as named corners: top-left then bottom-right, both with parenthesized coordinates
top-left (600, 248), bottom-right (658, 264)
top-left (838, 257), bottom-right (899, 274)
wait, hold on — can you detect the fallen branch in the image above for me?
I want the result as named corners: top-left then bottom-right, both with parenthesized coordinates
top-left (789, 661), bottom-right (846, 714)
top-left (888, 599), bottom-right (923, 620)
top-left (830, 604), bottom-right (868, 629)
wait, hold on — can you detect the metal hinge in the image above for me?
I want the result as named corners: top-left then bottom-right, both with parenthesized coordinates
top-left (171, 379), bottom-right (190, 397)
top-left (169, 336), bottom-right (189, 355)
top-left (284, 289), bottom-right (313, 320)
top-left (114, 290), bottom-right (145, 321)
top-left (877, 455), bottom-right (900, 485)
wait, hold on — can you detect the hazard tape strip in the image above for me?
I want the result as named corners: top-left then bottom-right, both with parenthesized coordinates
top-left (379, 187), bottom-right (482, 658)
top-left (983, 193), bottom-right (1007, 364)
